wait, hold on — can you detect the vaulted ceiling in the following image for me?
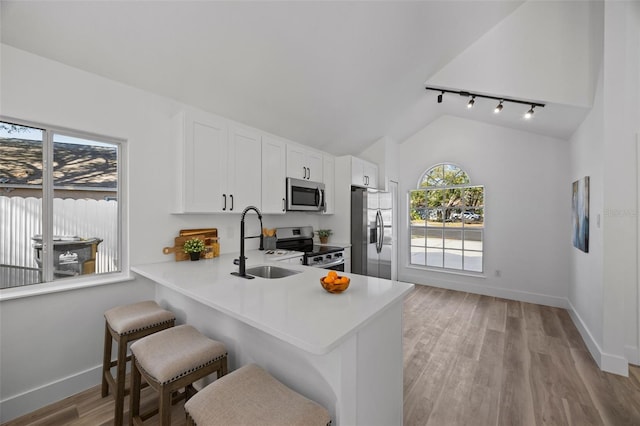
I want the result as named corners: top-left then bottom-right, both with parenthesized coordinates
top-left (0, 1), bottom-right (602, 155)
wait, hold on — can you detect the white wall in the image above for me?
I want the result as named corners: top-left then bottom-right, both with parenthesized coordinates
top-left (398, 115), bottom-right (571, 307)
top-left (429, 0), bottom-right (602, 108)
top-left (568, 66), bottom-right (605, 365)
top-left (600, 0), bottom-right (639, 373)
top-left (0, 44), bottom-right (323, 422)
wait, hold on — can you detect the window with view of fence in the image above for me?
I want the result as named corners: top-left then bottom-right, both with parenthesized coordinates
top-left (0, 196), bottom-right (119, 288)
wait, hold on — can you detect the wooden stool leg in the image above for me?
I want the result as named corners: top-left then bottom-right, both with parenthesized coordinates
top-left (159, 386), bottom-right (173, 426)
top-left (101, 323), bottom-right (112, 397)
top-left (114, 334), bottom-right (128, 426)
top-left (130, 355), bottom-right (142, 426)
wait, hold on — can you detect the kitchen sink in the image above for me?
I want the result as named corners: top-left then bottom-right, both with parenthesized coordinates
top-left (245, 265), bottom-right (302, 279)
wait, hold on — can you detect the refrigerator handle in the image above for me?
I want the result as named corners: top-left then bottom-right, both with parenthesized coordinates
top-left (376, 209), bottom-right (383, 253)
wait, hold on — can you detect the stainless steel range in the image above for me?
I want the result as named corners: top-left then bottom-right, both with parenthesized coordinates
top-left (275, 226), bottom-right (345, 271)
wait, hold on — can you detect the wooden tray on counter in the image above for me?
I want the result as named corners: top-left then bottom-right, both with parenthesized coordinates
top-left (163, 228), bottom-right (220, 261)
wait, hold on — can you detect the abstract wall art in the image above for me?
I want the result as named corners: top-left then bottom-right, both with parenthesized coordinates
top-left (572, 176), bottom-right (589, 253)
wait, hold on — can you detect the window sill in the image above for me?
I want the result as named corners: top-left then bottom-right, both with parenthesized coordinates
top-left (0, 272), bottom-right (134, 302)
top-left (405, 264), bottom-right (486, 279)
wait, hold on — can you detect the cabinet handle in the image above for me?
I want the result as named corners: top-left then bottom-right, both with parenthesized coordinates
top-left (230, 194), bottom-right (234, 211)
top-left (223, 194), bottom-right (227, 211)
top-left (282, 198), bottom-right (286, 212)
top-left (307, 167), bottom-right (311, 180)
top-left (303, 166), bottom-right (307, 179)
top-left (363, 176), bottom-right (367, 186)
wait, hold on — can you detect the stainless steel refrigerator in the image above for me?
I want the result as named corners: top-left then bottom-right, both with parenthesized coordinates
top-left (351, 186), bottom-right (393, 279)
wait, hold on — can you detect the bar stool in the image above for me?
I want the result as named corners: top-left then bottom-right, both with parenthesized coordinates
top-left (184, 364), bottom-right (331, 426)
top-left (129, 324), bottom-right (228, 426)
top-left (102, 300), bottom-right (176, 426)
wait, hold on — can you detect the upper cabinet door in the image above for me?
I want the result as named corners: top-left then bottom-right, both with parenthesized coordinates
top-left (351, 156), bottom-right (378, 188)
top-left (286, 144), bottom-right (323, 181)
top-left (363, 160), bottom-right (378, 189)
top-left (323, 154), bottom-right (335, 214)
top-left (262, 135), bottom-right (287, 214)
top-left (228, 125), bottom-right (262, 212)
top-left (305, 151), bottom-right (323, 182)
top-left (182, 111), bottom-right (228, 213)
top-left (286, 144), bottom-right (307, 180)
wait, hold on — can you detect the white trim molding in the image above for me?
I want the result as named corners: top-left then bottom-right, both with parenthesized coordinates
top-left (567, 299), bottom-right (629, 376)
top-left (0, 365), bottom-right (101, 423)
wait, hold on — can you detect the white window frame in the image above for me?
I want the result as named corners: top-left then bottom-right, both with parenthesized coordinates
top-left (409, 163), bottom-right (484, 274)
top-left (0, 116), bottom-right (131, 300)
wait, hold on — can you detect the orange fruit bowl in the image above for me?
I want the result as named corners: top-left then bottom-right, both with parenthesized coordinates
top-left (320, 276), bottom-right (350, 293)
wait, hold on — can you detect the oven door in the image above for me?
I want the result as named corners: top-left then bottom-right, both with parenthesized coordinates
top-left (286, 178), bottom-right (325, 211)
top-left (315, 257), bottom-right (345, 272)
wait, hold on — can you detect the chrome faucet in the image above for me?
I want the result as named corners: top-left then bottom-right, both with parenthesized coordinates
top-left (231, 206), bottom-right (264, 279)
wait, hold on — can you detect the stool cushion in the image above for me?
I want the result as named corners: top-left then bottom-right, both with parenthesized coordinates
top-left (184, 364), bottom-right (330, 426)
top-left (131, 325), bottom-right (227, 385)
top-left (105, 300), bottom-right (175, 335)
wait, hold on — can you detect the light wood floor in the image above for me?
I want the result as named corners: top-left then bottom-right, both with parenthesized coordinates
top-left (403, 285), bottom-right (640, 426)
top-left (4, 285), bottom-right (640, 426)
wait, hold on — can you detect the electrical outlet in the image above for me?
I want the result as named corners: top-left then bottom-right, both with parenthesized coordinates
top-left (495, 269), bottom-right (501, 277)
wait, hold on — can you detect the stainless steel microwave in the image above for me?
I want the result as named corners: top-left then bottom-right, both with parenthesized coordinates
top-left (286, 177), bottom-right (325, 212)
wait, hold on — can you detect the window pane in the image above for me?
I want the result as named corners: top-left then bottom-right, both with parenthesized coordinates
top-left (425, 189), bottom-right (443, 209)
top-left (409, 190), bottom-right (426, 224)
top-left (411, 226), bottom-right (426, 244)
top-left (426, 228), bottom-right (443, 247)
top-left (444, 230), bottom-right (462, 249)
top-left (410, 246), bottom-right (426, 265)
top-left (447, 208), bottom-right (463, 227)
top-left (426, 248), bottom-right (443, 268)
top-left (464, 230), bottom-right (483, 251)
top-left (52, 133), bottom-right (119, 280)
top-left (444, 249), bottom-right (463, 269)
top-left (464, 251), bottom-right (483, 272)
top-left (1, 122), bottom-right (44, 288)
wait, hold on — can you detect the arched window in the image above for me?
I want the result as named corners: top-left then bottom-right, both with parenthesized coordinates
top-left (409, 163), bottom-right (484, 272)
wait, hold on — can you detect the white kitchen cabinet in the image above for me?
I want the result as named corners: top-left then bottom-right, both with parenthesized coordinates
top-left (261, 135), bottom-right (287, 214)
top-left (175, 110), bottom-right (261, 213)
top-left (228, 124), bottom-right (262, 212)
top-left (323, 154), bottom-right (335, 214)
top-left (286, 144), bottom-right (323, 182)
top-left (351, 156), bottom-right (378, 189)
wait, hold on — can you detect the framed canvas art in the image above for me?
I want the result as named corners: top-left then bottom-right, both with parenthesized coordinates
top-left (572, 176), bottom-right (589, 253)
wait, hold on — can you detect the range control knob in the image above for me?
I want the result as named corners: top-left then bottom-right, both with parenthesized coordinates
top-left (335, 253), bottom-right (343, 258)
top-left (314, 256), bottom-right (322, 262)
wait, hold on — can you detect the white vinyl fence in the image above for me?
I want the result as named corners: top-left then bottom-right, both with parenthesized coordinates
top-left (0, 196), bottom-right (118, 287)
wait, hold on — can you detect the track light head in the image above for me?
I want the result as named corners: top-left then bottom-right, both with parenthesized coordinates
top-left (524, 106), bottom-right (535, 119)
top-left (467, 96), bottom-right (475, 109)
top-left (437, 92), bottom-right (443, 103)
top-left (494, 101), bottom-right (503, 114)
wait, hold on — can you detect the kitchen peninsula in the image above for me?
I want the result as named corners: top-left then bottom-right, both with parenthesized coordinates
top-left (132, 251), bottom-right (413, 426)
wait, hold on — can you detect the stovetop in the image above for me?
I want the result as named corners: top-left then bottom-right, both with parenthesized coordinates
top-left (275, 226), bottom-right (344, 257)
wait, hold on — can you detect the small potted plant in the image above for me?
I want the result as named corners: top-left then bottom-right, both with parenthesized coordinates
top-left (316, 229), bottom-right (332, 244)
top-left (183, 237), bottom-right (206, 261)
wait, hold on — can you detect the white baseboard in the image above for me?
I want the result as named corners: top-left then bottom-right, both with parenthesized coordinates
top-left (0, 365), bottom-right (101, 423)
top-left (625, 344), bottom-right (640, 366)
top-left (404, 276), bottom-right (568, 308)
top-left (567, 300), bottom-right (629, 377)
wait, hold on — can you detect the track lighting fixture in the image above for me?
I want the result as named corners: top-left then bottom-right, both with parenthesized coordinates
top-left (524, 106), bottom-right (535, 119)
top-left (425, 87), bottom-right (544, 119)
top-left (467, 96), bottom-right (475, 109)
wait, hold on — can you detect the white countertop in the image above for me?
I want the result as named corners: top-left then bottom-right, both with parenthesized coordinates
top-left (132, 250), bottom-right (413, 355)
